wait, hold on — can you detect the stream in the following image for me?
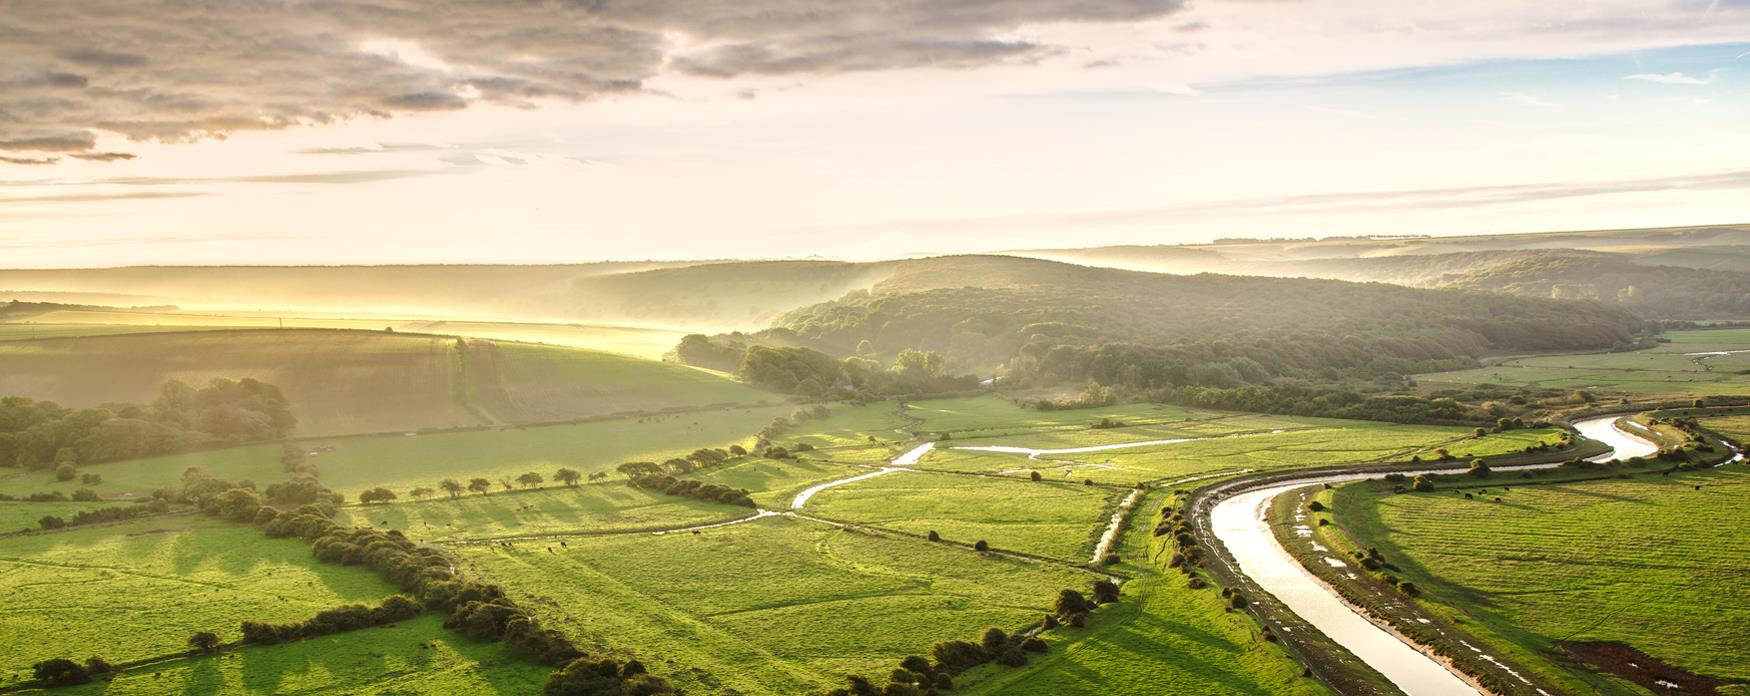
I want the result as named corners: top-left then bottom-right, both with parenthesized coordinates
top-left (1206, 414), bottom-right (1658, 696)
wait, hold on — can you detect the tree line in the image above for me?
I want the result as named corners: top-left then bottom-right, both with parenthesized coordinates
top-left (0, 378), bottom-right (296, 472)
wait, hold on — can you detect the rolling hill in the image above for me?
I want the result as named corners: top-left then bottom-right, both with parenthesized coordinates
top-left (0, 329), bottom-right (775, 437)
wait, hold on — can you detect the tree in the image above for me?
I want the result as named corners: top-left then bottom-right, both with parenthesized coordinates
top-left (1092, 579), bottom-right (1120, 604)
top-left (554, 468), bottom-right (582, 487)
top-left (1468, 460), bottom-right (1491, 478)
top-left (38, 515), bottom-right (65, 530)
top-left (440, 479), bottom-right (465, 499)
top-left (32, 658), bottom-right (90, 686)
top-left (410, 487), bottom-right (435, 500)
top-left (468, 478), bottom-right (493, 495)
top-left (188, 631), bottom-right (221, 654)
top-left (517, 472), bottom-right (544, 489)
top-left (1029, 471), bottom-right (1042, 482)
top-left (973, 540), bottom-right (990, 552)
top-left (359, 487), bottom-right (398, 505)
top-left (1411, 475), bottom-right (1435, 492)
top-left (54, 462), bottom-right (76, 481)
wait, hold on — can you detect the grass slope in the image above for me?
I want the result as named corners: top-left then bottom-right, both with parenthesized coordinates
top-left (0, 328), bottom-right (772, 437)
top-left (0, 406), bottom-right (793, 500)
top-left (806, 471), bottom-right (1114, 560)
top-left (334, 484), bottom-right (751, 542)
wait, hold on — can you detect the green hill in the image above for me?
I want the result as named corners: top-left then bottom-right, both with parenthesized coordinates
top-left (0, 329), bottom-right (773, 437)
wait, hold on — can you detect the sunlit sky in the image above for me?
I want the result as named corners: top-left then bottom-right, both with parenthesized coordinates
top-left (2, 0), bottom-right (1747, 267)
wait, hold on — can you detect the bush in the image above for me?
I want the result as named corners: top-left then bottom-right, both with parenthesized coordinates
top-left (973, 540), bottom-right (990, 552)
top-left (1091, 579), bottom-right (1120, 604)
top-left (32, 658), bottom-right (90, 686)
top-left (1307, 500), bottom-right (1325, 512)
top-left (188, 631), bottom-right (221, 654)
top-left (54, 463), bottom-right (76, 481)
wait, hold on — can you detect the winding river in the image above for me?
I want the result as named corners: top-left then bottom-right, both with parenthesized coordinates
top-left (1207, 415), bottom-right (1659, 696)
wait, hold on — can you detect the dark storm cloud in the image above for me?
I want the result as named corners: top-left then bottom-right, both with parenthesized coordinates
top-left (0, 0), bottom-right (1186, 159)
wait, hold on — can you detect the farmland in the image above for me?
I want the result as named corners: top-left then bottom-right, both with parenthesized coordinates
top-left (50, 614), bottom-right (548, 695)
top-left (805, 470), bottom-right (1117, 560)
top-left (459, 514), bottom-right (1099, 695)
top-left (0, 405), bottom-right (793, 500)
top-left (0, 328), bottom-right (772, 437)
top-left (1417, 328), bottom-right (1750, 396)
top-left (1329, 467), bottom-right (1750, 693)
top-left (0, 516), bottom-right (395, 673)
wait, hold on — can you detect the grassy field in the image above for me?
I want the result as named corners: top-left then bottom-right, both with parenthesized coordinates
top-left (0, 501), bottom-right (127, 533)
top-left (43, 614), bottom-right (548, 695)
top-left (0, 516), bottom-right (395, 674)
top-left (0, 405), bottom-right (792, 500)
top-left (688, 456), bottom-right (866, 509)
top-left (1418, 329), bottom-right (1750, 396)
top-left (0, 328), bottom-right (772, 437)
top-left (333, 483), bottom-right (750, 542)
top-left (1331, 467), bottom-right (1750, 691)
top-left (1700, 413), bottom-right (1750, 442)
top-left (919, 413), bottom-right (1559, 486)
top-left (955, 494), bottom-right (1326, 696)
top-left (460, 514), bottom-right (1095, 695)
top-left (805, 471), bottom-right (1115, 560)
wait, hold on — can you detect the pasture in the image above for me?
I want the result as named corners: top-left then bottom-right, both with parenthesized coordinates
top-left (0, 405), bottom-right (793, 500)
top-left (1417, 329), bottom-right (1750, 396)
top-left (49, 614), bottom-right (548, 695)
top-left (335, 483), bottom-right (751, 542)
top-left (459, 514), bottom-right (1096, 695)
top-left (0, 516), bottom-right (395, 674)
top-left (804, 470), bottom-right (1116, 560)
top-left (1331, 467), bottom-right (1750, 691)
top-left (0, 328), bottom-right (772, 437)
top-left (954, 495), bottom-right (1326, 696)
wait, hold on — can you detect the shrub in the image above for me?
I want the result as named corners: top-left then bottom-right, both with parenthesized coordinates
top-left (1030, 471), bottom-right (1042, 482)
top-left (1307, 500), bottom-right (1325, 512)
top-left (973, 540), bottom-right (990, 552)
top-left (32, 658), bottom-right (90, 686)
top-left (188, 631), bottom-right (221, 654)
top-left (1091, 579), bottom-right (1120, 604)
top-left (927, 530), bottom-right (940, 542)
top-left (1410, 475), bottom-right (1435, 492)
top-left (54, 463), bottom-right (76, 481)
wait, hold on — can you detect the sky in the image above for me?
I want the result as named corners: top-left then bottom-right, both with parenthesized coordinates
top-left (1, 0), bottom-right (1747, 267)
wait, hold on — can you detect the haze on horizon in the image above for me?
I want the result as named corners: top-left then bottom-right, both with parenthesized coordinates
top-left (1, 0), bottom-right (1748, 267)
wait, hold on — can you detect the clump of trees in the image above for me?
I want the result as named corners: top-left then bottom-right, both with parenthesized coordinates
top-left (628, 474), bottom-right (755, 508)
top-left (0, 379), bottom-right (296, 471)
top-left (30, 657), bottom-right (112, 687)
top-left (674, 336), bottom-right (978, 399)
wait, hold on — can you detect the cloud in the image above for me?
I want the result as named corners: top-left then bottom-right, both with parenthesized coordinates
top-left (1624, 71), bottom-right (1714, 84)
top-left (0, 0), bottom-right (1188, 158)
top-left (0, 156), bottom-right (60, 166)
top-left (68, 152), bottom-right (136, 162)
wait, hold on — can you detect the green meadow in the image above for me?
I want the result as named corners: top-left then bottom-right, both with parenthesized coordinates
top-left (46, 614), bottom-right (548, 695)
top-left (333, 483), bottom-right (750, 543)
top-left (1331, 468), bottom-right (1750, 691)
top-left (0, 405), bottom-right (792, 500)
top-left (0, 516), bottom-right (394, 673)
top-left (459, 515), bottom-right (1095, 696)
top-left (954, 494), bottom-right (1326, 696)
top-left (1418, 329), bottom-right (1750, 396)
top-left (804, 470), bottom-right (1115, 560)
